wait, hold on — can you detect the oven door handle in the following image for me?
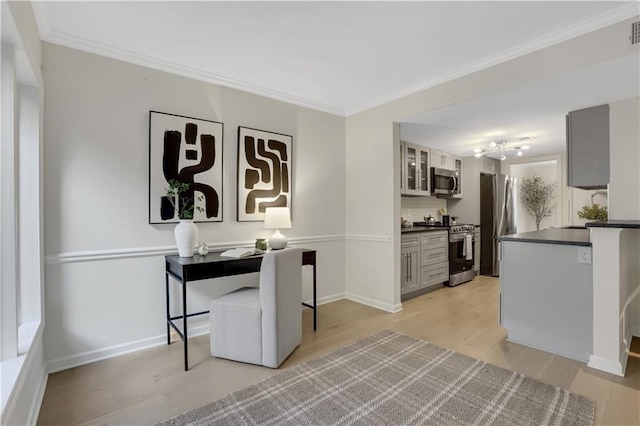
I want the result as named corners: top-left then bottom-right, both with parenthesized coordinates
top-left (450, 232), bottom-right (474, 242)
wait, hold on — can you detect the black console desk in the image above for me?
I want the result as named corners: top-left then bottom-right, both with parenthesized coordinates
top-left (165, 248), bottom-right (317, 371)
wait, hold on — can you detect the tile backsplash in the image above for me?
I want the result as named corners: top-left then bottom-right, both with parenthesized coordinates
top-left (401, 196), bottom-right (448, 224)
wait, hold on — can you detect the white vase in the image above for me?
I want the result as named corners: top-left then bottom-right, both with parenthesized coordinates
top-left (174, 219), bottom-right (198, 257)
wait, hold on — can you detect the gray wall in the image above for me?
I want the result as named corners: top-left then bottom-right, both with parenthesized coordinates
top-left (42, 43), bottom-right (347, 367)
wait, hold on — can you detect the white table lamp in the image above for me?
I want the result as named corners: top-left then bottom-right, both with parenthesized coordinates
top-left (264, 207), bottom-right (291, 250)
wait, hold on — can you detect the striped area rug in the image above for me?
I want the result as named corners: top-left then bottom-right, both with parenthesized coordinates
top-left (159, 330), bottom-right (595, 425)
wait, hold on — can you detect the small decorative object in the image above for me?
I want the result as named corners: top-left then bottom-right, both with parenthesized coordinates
top-left (255, 238), bottom-right (268, 251)
top-left (450, 215), bottom-right (458, 225)
top-left (149, 111), bottom-right (223, 224)
top-left (197, 242), bottom-right (209, 256)
top-left (264, 207), bottom-right (291, 250)
top-left (166, 180), bottom-right (204, 257)
top-left (520, 175), bottom-right (555, 230)
top-left (577, 191), bottom-right (608, 221)
top-left (237, 126), bottom-right (292, 221)
top-left (401, 217), bottom-right (412, 228)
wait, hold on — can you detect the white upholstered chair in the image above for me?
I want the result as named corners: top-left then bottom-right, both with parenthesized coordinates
top-left (209, 248), bottom-right (303, 368)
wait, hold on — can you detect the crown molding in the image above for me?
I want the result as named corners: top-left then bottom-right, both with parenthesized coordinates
top-left (346, 3), bottom-right (640, 116)
top-left (33, 2), bottom-right (637, 118)
top-left (40, 29), bottom-right (345, 117)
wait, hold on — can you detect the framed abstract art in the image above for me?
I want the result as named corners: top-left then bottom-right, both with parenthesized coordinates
top-left (149, 111), bottom-right (223, 223)
top-left (237, 126), bottom-right (292, 221)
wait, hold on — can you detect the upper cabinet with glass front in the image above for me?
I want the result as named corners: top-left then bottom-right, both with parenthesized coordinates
top-left (401, 141), bottom-right (430, 196)
top-left (453, 156), bottom-right (463, 199)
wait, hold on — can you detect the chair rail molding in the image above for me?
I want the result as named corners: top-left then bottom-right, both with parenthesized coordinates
top-left (45, 234), bottom-right (390, 264)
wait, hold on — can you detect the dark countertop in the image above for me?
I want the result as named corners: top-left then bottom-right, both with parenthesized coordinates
top-left (496, 228), bottom-right (591, 246)
top-left (586, 220), bottom-right (640, 229)
top-left (401, 226), bottom-right (449, 234)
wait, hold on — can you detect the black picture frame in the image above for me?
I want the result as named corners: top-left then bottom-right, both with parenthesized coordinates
top-left (149, 111), bottom-right (224, 224)
top-left (237, 126), bottom-right (292, 222)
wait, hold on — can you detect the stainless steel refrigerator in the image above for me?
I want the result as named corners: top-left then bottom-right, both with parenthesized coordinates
top-left (479, 173), bottom-right (517, 276)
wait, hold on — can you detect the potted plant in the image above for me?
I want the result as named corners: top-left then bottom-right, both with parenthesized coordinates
top-left (166, 179), bottom-right (203, 257)
top-left (520, 175), bottom-right (555, 231)
top-left (577, 191), bottom-right (608, 221)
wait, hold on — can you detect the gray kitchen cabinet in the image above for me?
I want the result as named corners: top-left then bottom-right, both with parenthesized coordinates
top-left (480, 157), bottom-right (499, 175)
top-left (430, 148), bottom-right (455, 171)
top-left (401, 142), bottom-right (430, 196)
top-left (401, 234), bottom-right (420, 294)
top-left (421, 262), bottom-right (449, 289)
top-left (453, 156), bottom-right (463, 198)
top-left (420, 230), bottom-right (449, 291)
top-left (420, 231), bottom-right (448, 246)
top-left (421, 242), bottom-right (448, 267)
top-left (566, 104), bottom-right (609, 189)
top-left (401, 230), bottom-right (449, 299)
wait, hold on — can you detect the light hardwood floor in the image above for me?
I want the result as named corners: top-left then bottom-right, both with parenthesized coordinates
top-left (37, 276), bottom-right (640, 425)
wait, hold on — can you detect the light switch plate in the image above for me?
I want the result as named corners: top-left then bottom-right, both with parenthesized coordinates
top-left (577, 247), bottom-right (592, 264)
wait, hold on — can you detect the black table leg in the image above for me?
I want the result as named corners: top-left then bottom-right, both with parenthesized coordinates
top-left (313, 261), bottom-right (317, 331)
top-left (165, 271), bottom-right (170, 345)
top-left (182, 277), bottom-right (188, 371)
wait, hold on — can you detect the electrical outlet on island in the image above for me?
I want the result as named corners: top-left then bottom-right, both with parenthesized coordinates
top-left (577, 247), bottom-right (592, 264)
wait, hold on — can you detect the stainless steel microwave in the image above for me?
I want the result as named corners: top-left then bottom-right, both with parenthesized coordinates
top-left (431, 167), bottom-right (459, 197)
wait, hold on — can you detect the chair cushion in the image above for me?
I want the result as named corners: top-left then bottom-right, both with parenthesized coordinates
top-left (210, 287), bottom-right (262, 365)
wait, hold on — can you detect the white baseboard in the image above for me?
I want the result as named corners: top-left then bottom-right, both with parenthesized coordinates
top-left (46, 323), bottom-right (210, 374)
top-left (345, 292), bottom-right (403, 313)
top-left (2, 325), bottom-right (48, 426)
top-left (588, 355), bottom-right (625, 377)
top-left (46, 293), bottom-right (346, 374)
top-left (304, 292), bottom-right (345, 306)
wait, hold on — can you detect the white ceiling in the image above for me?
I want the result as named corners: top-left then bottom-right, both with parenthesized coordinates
top-left (400, 53), bottom-right (640, 158)
top-left (32, 1), bottom-right (639, 117)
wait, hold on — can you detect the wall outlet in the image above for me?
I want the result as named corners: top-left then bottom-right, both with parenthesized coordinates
top-left (577, 246), bottom-right (592, 264)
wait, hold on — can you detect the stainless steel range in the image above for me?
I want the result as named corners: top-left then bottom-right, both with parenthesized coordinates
top-left (446, 224), bottom-right (476, 286)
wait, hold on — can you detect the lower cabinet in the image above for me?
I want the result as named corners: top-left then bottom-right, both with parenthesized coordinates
top-left (421, 262), bottom-right (449, 289)
top-left (401, 231), bottom-right (449, 300)
top-left (401, 246), bottom-right (420, 294)
top-left (401, 234), bottom-right (420, 294)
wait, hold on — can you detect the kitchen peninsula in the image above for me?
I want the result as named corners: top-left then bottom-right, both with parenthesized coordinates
top-left (497, 228), bottom-right (593, 361)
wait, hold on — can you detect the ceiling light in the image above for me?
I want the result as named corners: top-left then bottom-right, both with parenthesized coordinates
top-left (472, 139), bottom-right (533, 161)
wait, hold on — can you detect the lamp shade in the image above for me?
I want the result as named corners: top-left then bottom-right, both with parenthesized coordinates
top-left (264, 207), bottom-right (291, 229)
